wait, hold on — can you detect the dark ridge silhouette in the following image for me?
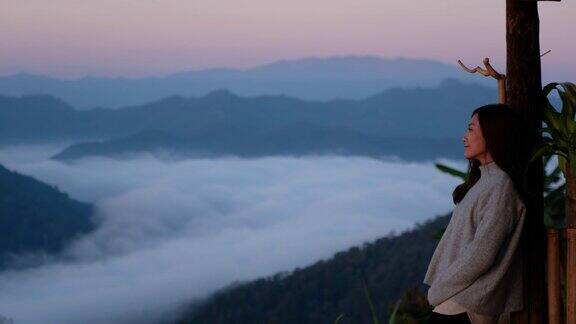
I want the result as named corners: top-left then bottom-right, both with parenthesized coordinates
top-left (50, 123), bottom-right (463, 162)
top-left (0, 163), bottom-right (96, 271)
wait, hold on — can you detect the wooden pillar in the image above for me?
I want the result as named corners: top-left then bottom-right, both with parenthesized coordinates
top-left (567, 228), bottom-right (576, 324)
top-left (506, 1), bottom-right (547, 323)
top-left (547, 229), bottom-right (561, 324)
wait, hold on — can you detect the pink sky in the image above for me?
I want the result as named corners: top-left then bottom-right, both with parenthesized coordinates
top-left (0, 0), bottom-right (573, 82)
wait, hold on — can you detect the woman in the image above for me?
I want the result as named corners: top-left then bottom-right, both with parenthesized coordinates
top-left (423, 104), bottom-right (532, 324)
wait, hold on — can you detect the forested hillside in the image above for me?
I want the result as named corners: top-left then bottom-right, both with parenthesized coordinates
top-left (0, 163), bottom-right (96, 270)
top-left (173, 213), bottom-right (450, 324)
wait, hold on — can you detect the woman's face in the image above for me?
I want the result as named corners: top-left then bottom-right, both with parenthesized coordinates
top-left (463, 113), bottom-right (491, 163)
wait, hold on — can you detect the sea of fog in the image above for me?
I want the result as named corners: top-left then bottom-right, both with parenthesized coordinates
top-left (0, 143), bottom-right (465, 324)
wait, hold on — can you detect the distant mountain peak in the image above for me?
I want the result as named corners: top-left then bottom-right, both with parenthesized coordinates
top-left (203, 89), bottom-right (238, 99)
top-left (250, 55), bottom-right (456, 74)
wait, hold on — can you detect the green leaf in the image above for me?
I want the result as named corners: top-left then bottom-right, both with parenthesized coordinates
top-left (388, 300), bottom-right (401, 324)
top-left (360, 274), bottom-right (381, 324)
top-left (559, 154), bottom-right (568, 175)
top-left (560, 82), bottom-right (576, 118)
top-left (543, 82), bottom-right (560, 97)
top-left (543, 82), bottom-right (576, 143)
top-left (569, 149), bottom-right (576, 181)
top-left (540, 127), bottom-right (563, 140)
top-left (529, 143), bottom-right (553, 164)
top-left (434, 163), bottom-right (467, 181)
top-left (543, 100), bottom-right (568, 136)
top-left (559, 91), bottom-right (576, 135)
top-left (334, 314), bottom-right (346, 324)
top-left (544, 164), bottom-right (563, 191)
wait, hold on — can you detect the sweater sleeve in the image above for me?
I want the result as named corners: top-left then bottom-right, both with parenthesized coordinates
top-left (427, 178), bottom-right (524, 306)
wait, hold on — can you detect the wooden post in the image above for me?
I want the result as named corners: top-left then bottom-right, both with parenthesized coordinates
top-left (547, 229), bottom-right (561, 324)
top-left (567, 229), bottom-right (576, 324)
top-left (506, 1), bottom-right (547, 323)
top-left (565, 163), bottom-right (576, 324)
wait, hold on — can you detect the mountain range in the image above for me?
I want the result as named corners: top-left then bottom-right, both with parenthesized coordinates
top-left (0, 79), bottom-right (496, 162)
top-left (0, 56), bottom-right (491, 109)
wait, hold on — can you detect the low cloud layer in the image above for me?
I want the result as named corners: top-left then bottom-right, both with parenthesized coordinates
top-left (0, 143), bottom-right (464, 323)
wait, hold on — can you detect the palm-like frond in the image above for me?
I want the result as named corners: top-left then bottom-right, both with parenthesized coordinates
top-left (434, 163), bottom-right (467, 181)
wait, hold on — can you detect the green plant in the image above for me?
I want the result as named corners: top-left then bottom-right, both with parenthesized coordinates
top-left (332, 274), bottom-right (412, 324)
top-left (387, 300), bottom-right (401, 324)
top-left (387, 287), bottom-right (432, 324)
top-left (530, 82), bottom-right (576, 324)
top-left (360, 273), bottom-right (381, 324)
top-left (530, 83), bottom-right (576, 175)
top-left (529, 82), bottom-right (576, 228)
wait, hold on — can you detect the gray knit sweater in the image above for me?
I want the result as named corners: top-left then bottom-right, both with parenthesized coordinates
top-left (423, 161), bottom-right (526, 315)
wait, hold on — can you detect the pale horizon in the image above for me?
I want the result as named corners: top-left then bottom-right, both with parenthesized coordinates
top-left (1, 0), bottom-right (574, 82)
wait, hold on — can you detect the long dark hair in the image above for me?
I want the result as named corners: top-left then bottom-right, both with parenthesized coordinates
top-left (452, 104), bottom-right (531, 205)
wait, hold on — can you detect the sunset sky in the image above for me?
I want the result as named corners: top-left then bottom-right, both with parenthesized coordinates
top-left (1, 0), bottom-right (573, 81)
